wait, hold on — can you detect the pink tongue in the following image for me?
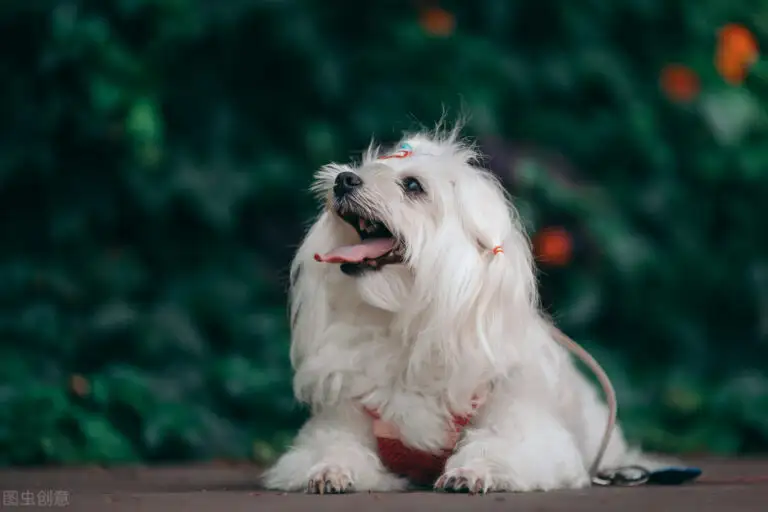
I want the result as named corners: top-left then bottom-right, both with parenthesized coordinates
top-left (314, 238), bottom-right (396, 264)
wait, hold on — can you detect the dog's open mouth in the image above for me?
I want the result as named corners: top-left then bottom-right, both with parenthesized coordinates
top-left (314, 211), bottom-right (404, 275)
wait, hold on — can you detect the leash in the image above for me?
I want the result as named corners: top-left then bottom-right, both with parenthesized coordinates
top-left (549, 325), bottom-right (617, 481)
top-left (549, 325), bottom-right (706, 487)
top-left (551, 326), bottom-right (768, 488)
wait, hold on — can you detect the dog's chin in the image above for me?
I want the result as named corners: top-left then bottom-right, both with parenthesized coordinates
top-left (314, 205), bottom-right (406, 277)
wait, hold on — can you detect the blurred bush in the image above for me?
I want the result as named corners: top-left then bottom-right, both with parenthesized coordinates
top-left (0, 0), bottom-right (766, 465)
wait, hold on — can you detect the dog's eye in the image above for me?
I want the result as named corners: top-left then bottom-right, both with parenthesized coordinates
top-left (401, 177), bottom-right (425, 196)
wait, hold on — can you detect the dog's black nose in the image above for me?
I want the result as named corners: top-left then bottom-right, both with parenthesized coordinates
top-left (334, 171), bottom-right (363, 198)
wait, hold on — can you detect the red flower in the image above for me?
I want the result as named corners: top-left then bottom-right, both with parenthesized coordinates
top-left (534, 227), bottom-right (573, 266)
top-left (419, 7), bottom-right (455, 37)
top-left (660, 64), bottom-right (700, 102)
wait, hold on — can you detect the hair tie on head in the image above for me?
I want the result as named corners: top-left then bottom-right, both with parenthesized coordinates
top-left (492, 245), bottom-right (504, 255)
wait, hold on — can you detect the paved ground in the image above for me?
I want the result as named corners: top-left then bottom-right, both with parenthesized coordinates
top-left (1, 457), bottom-right (767, 511)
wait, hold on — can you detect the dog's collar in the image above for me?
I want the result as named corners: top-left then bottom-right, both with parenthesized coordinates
top-left (362, 387), bottom-right (490, 486)
top-left (362, 383), bottom-right (491, 450)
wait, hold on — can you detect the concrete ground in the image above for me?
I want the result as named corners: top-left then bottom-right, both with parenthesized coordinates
top-left (1, 457), bottom-right (766, 511)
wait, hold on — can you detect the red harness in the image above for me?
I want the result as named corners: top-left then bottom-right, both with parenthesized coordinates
top-left (363, 403), bottom-right (479, 486)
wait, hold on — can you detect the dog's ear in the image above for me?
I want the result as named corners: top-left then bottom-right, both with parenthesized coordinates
top-left (453, 170), bottom-right (538, 366)
top-left (454, 171), bottom-right (514, 253)
top-left (288, 211), bottom-right (351, 406)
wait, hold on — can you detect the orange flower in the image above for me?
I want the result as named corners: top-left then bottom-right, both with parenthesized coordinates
top-left (420, 7), bottom-right (455, 37)
top-left (716, 23), bottom-right (759, 84)
top-left (660, 64), bottom-right (700, 102)
top-left (534, 227), bottom-right (573, 266)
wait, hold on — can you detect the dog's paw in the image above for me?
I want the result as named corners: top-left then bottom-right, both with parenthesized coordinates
top-left (435, 468), bottom-right (491, 495)
top-left (306, 464), bottom-right (354, 494)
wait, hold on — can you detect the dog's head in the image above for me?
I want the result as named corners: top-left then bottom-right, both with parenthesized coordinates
top-left (290, 127), bottom-right (538, 397)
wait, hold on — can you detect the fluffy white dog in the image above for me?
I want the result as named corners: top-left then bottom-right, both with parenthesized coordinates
top-left (262, 126), bottom-right (663, 494)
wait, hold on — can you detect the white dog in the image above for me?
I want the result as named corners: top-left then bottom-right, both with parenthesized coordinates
top-left (262, 126), bottom-right (663, 494)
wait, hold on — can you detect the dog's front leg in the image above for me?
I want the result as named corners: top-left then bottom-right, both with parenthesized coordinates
top-left (436, 384), bottom-right (591, 493)
top-left (261, 401), bottom-right (406, 493)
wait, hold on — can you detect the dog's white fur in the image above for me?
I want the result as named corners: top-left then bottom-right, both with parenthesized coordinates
top-left (263, 126), bottom-right (664, 493)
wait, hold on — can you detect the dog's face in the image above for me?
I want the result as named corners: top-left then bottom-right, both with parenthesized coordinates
top-left (311, 137), bottom-right (516, 281)
top-left (313, 155), bottom-right (438, 277)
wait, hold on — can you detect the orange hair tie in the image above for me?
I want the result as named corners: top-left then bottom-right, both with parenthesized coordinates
top-left (492, 245), bottom-right (504, 255)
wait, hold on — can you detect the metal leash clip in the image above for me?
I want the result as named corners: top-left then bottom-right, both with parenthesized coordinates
top-left (592, 465), bottom-right (651, 487)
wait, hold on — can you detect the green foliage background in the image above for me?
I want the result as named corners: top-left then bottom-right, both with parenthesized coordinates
top-left (1, 0), bottom-right (767, 466)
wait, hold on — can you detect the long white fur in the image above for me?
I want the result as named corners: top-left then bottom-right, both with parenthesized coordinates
top-left (262, 125), bottom-right (666, 493)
